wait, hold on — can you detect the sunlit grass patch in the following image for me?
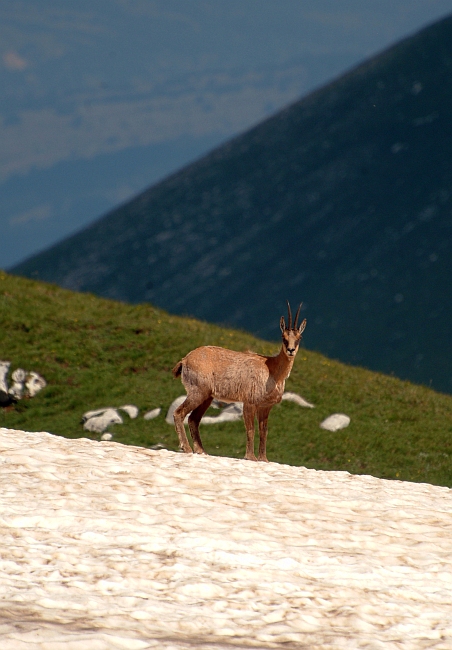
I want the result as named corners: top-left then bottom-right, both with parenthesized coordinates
top-left (1, 271), bottom-right (452, 486)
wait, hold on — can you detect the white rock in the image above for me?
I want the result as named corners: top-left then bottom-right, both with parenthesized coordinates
top-left (201, 402), bottom-right (243, 424)
top-left (0, 361), bottom-right (11, 395)
top-left (143, 407), bottom-right (162, 420)
top-left (100, 432), bottom-right (113, 441)
top-left (8, 368), bottom-right (26, 399)
top-left (282, 391), bottom-right (315, 408)
top-left (149, 442), bottom-right (166, 450)
top-left (25, 371), bottom-right (47, 397)
top-left (320, 413), bottom-right (351, 431)
top-left (82, 407), bottom-right (111, 421)
top-left (83, 409), bottom-right (123, 433)
top-left (1, 367), bottom-right (47, 400)
top-left (120, 404), bottom-right (139, 419)
top-left (165, 395), bottom-right (189, 424)
top-left (0, 363), bottom-right (12, 407)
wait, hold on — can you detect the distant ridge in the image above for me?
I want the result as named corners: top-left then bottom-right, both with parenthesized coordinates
top-left (11, 16), bottom-right (452, 393)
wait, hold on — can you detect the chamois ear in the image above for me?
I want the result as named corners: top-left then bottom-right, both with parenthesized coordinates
top-left (298, 318), bottom-right (307, 336)
top-left (280, 316), bottom-right (286, 333)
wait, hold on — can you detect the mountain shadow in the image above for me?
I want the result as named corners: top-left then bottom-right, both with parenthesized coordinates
top-left (11, 16), bottom-right (452, 393)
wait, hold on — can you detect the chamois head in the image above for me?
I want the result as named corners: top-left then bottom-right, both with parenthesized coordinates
top-left (280, 301), bottom-right (307, 358)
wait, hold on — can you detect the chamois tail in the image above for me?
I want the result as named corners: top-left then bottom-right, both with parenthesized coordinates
top-left (172, 360), bottom-right (183, 378)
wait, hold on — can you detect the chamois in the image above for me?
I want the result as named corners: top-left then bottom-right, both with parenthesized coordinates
top-left (172, 302), bottom-right (307, 462)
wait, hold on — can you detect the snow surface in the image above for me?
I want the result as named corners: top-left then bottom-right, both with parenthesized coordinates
top-left (0, 427), bottom-right (451, 649)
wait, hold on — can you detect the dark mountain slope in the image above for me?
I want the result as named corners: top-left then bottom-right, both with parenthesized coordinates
top-left (11, 16), bottom-right (452, 393)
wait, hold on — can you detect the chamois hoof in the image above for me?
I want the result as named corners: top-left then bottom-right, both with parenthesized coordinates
top-left (179, 445), bottom-right (193, 454)
top-left (244, 454), bottom-right (258, 462)
top-left (258, 456), bottom-right (269, 463)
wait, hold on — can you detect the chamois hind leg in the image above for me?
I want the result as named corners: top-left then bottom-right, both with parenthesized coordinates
top-left (257, 406), bottom-right (271, 462)
top-left (174, 394), bottom-right (206, 453)
top-left (243, 403), bottom-right (258, 461)
top-left (188, 396), bottom-right (213, 455)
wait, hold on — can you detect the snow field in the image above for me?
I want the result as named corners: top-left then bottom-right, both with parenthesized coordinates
top-left (0, 427), bottom-right (451, 649)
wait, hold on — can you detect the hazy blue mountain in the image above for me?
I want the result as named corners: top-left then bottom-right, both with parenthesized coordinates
top-left (12, 16), bottom-right (452, 393)
top-left (2, 1), bottom-right (452, 268)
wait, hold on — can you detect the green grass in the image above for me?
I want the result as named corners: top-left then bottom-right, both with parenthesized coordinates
top-left (1, 271), bottom-right (452, 487)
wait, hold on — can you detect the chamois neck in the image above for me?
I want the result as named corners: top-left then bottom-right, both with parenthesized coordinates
top-left (269, 346), bottom-right (295, 382)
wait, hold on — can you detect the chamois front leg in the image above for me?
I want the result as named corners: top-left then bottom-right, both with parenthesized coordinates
top-left (258, 406), bottom-right (271, 462)
top-left (188, 396), bottom-right (213, 455)
top-left (243, 403), bottom-right (258, 461)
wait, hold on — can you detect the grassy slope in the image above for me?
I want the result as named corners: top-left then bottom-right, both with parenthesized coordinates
top-left (1, 271), bottom-right (452, 487)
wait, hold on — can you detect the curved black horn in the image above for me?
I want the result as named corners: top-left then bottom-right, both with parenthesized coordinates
top-left (286, 300), bottom-right (292, 329)
top-left (294, 303), bottom-right (303, 329)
